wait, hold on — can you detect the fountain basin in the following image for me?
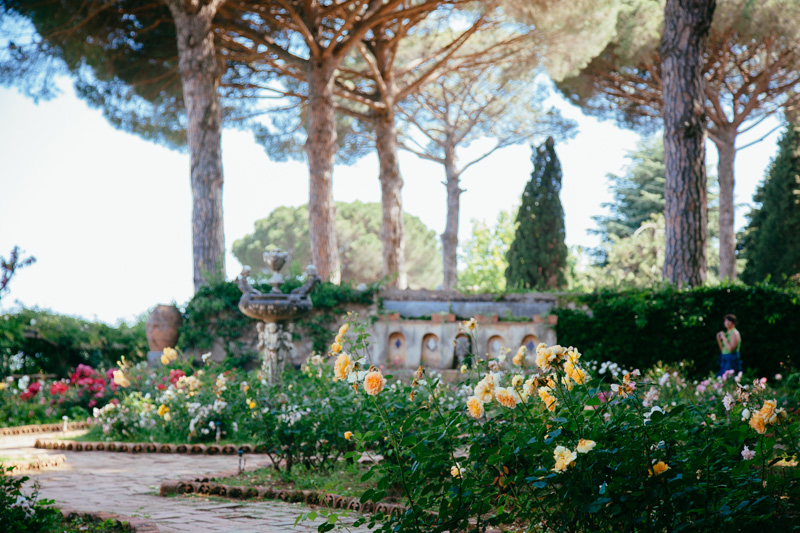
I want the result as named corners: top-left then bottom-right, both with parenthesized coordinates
top-left (238, 292), bottom-right (314, 322)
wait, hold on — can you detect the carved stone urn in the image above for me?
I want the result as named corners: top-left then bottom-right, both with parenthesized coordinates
top-left (146, 305), bottom-right (183, 352)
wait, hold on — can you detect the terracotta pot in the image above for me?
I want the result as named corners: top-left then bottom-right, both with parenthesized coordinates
top-left (533, 315), bottom-right (544, 324)
top-left (431, 314), bottom-right (443, 324)
top-left (146, 305), bottom-right (183, 352)
top-left (445, 313), bottom-right (456, 322)
top-left (547, 315), bottom-right (558, 325)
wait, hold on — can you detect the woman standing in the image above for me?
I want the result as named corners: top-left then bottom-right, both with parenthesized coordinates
top-left (716, 314), bottom-right (741, 376)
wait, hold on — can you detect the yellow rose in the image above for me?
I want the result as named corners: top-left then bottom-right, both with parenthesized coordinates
top-left (460, 364), bottom-right (468, 374)
top-left (522, 379), bottom-right (535, 399)
top-left (335, 323), bottom-right (349, 344)
top-left (330, 342), bottom-right (342, 355)
top-left (0, 383), bottom-right (5, 391)
top-left (511, 375), bottom-right (523, 389)
top-left (334, 353), bottom-right (354, 381)
top-left (495, 387), bottom-right (518, 409)
top-left (474, 381), bottom-right (494, 403)
top-left (512, 346), bottom-right (526, 366)
top-left (248, 400), bottom-right (256, 409)
top-left (758, 399), bottom-right (777, 424)
top-left (564, 360), bottom-right (587, 385)
top-left (162, 347), bottom-right (178, 365)
top-left (364, 370), bottom-right (387, 396)
top-left (450, 465), bottom-right (463, 478)
top-left (157, 404), bottom-right (169, 417)
top-left (649, 461), bottom-right (670, 476)
top-left (576, 439), bottom-right (596, 454)
top-left (538, 386), bottom-right (557, 412)
top-left (749, 412), bottom-right (767, 434)
top-left (553, 446), bottom-right (577, 473)
top-left (112, 370), bottom-right (131, 388)
top-left (466, 396), bottom-right (485, 419)
top-left (344, 431), bottom-right (353, 440)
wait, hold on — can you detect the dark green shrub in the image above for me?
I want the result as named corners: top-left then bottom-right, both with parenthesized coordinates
top-left (555, 284), bottom-right (800, 377)
top-left (0, 309), bottom-right (147, 377)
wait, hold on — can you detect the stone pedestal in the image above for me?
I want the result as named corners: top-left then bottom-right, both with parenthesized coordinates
top-left (147, 351), bottom-right (164, 367)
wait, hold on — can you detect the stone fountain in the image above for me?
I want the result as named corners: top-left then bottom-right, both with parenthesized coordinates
top-left (237, 249), bottom-right (320, 385)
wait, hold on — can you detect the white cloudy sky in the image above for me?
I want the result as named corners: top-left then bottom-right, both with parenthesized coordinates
top-left (0, 77), bottom-right (783, 325)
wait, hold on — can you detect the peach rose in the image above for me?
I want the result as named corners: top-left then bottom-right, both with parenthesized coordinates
top-left (364, 370), bottom-right (387, 396)
top-left (466, 396), bottom-right (485, 418)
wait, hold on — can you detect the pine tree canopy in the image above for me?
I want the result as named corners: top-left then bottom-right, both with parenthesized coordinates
top-left (505, 137), bottom-right (568, 291)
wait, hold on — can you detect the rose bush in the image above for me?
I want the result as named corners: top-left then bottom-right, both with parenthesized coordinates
top-left (299, 319), bottom-right (800, 532)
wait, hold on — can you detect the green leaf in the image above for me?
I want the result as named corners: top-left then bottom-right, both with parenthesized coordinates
top-left (487, 454), bottom-right (504, 465)
top-left (585, 397), bottom-right (602, 407)
top-left (532, 481), bottom-right (548, 489)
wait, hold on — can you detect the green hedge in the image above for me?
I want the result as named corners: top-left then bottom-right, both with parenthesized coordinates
top-left (0, 309), bottom-right (147, 377)
top-left (179, 279), bottom-right (377, 360)
top-left (555, 284), bottom-right (800, 378)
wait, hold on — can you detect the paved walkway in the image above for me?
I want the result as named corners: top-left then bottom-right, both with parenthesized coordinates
top-left (2, 432), bottom-right (370, 532)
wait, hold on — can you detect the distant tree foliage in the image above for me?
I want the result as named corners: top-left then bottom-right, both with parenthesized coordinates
top-left (457, 209), bottom-right (516, 293)
top-left (232, 202), bottom-right (442, 289)
top-left (585, 137), bottom-right (722, 288)
top-left (593, 138), bottom-right (665, 244)
top-left (741, 124), bottom-right (800, 285)
top-left (505, 137), bottom-right (567, 290)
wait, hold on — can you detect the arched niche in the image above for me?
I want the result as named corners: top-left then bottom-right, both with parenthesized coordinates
top-left (388, 332), bottom-right (406, 368)
top-left (522, 334), bottom-right (539, 353)
top-left (487, 335), bottom-right (506, 357)
top-left (453, 334), bottom-right (471, 367)
top-left (421, 333), bottom-right (441, 368)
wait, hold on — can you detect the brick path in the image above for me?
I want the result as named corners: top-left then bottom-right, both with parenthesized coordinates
top-left (2, 432), bottom-right (370, 532)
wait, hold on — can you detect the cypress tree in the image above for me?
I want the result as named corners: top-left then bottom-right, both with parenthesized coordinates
top-left (505, 137), bottom-right (568, 290)
top-left (741, 124), bottom-right (800, 285)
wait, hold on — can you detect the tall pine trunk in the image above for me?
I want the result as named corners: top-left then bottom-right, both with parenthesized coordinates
top-left (715, 129), bottom-right (737, 280)
top-left (305, 62), bottom-right (341, 284)
top-left (660, 0), bottom-right (715, 287)
top-left (375, 109), bottom-right (407, 289)
top-left (442, 144), bottom-right (461, 290)
top-left (166, 1), bottom-right (226, 292)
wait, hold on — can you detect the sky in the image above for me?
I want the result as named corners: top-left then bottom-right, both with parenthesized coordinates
top-left (0, 76), bottom-right (784, 325)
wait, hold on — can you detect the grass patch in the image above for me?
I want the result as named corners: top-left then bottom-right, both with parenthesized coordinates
top-left (214, 461), bottom-right (381, 500)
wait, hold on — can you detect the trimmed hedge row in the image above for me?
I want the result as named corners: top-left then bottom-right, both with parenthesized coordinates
top-left (555, 284), bottom-right (800, 378)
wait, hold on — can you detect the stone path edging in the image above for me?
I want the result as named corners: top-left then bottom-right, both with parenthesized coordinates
top-left (0, 421), bottom-right (92, 436)
top-left (35, 439), bottom-right (260, 455)
top-left (61, 509), bottom-right (160, 533)
top-left (2, 453), bottom-right (66, 474)
top-left (159, 477), bottom-right (406, 517)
